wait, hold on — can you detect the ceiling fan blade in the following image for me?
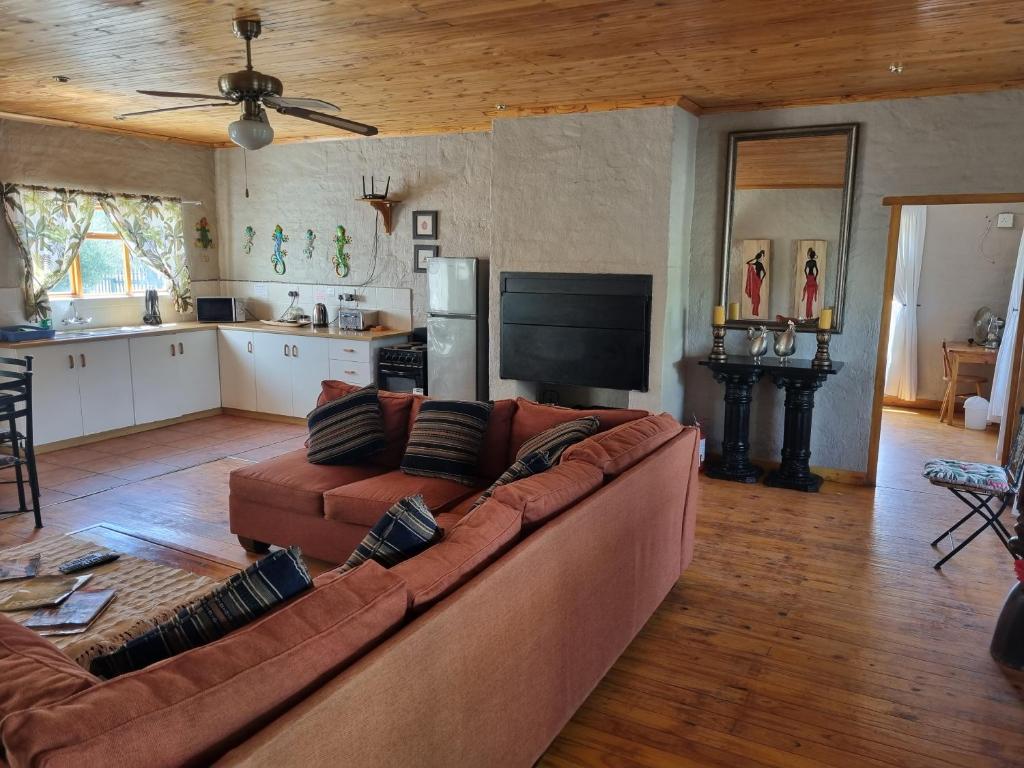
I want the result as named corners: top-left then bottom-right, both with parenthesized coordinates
top-left (137, 89), bottom-right (231, 101)
top-left (271, 104), bottom-right (378, 136)
top-left (116, 102), bottom-right (234, 120)
top-left (264, 96), bottom-right (339, 112)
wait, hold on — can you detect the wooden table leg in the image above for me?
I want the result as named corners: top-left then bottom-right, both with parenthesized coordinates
top-left (950, 354), bottom-right (961, 426)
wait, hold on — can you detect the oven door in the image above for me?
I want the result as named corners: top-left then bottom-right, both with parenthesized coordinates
top-left (377, 364), bottom-right (426, 395)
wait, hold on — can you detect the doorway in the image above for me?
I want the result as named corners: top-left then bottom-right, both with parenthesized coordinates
top-left (868, 194), bottom-right (1024, 486)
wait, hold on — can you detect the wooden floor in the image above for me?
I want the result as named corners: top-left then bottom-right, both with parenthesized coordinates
top-left (2, 408), bottom-right (1023, 766)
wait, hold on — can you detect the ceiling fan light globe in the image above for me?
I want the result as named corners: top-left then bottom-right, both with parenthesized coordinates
top-left (228, 115), bottom-right (274, 150)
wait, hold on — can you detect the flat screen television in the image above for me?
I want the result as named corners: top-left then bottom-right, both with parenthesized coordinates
top-left (499, 272), bottom-right (652, 392)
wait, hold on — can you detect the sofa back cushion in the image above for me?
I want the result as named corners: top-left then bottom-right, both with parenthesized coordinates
top-left (477, 399), bottom-right (517, 481)
top-left (392, 499), bottom-right (522, 611)
top-left (319, 381), bottom-right (415, 468)
top-left (1, 562), bottom-right (408, 768)
top-left (491, 460), bottom-right (604, 529)
top-left (508, 398), bottom-right (648, 459)
top-left (561, 413), bottom-right (683, 477)
top-left (0, 615), bottom-right (98, 722)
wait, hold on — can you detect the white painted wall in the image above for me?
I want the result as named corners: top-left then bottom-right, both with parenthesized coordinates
top-left (915, 203), bottom-right (1024, 401)
top-left (684, 90), bottom-right (1024, 473)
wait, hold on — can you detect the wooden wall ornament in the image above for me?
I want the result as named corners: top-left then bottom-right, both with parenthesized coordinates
top-left (271, 224), bottom-right (288, 275)
top-left (333, 225), bottom-right (352, 277)
top-left (739, 239), bottom-right (771, 320)
top-left (794, 239), bottom-right (827, 320)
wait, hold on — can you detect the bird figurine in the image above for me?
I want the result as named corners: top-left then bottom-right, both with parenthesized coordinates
top-left (773, 320), bottom-right (797, 363)
top-left (747, 325), bottom-right (769, 363)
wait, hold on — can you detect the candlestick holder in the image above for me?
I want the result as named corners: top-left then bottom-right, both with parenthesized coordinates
top-left (812, 329), bottom-right (833, 369)
top-left (709, 324), bottom-right (728, 362)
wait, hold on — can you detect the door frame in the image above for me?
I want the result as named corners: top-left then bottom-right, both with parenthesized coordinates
top-left (866, 193), bottom-right (1024, 484)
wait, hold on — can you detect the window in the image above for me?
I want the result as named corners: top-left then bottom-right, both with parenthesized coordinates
top-left (51, 208), bottom-right (169, 297)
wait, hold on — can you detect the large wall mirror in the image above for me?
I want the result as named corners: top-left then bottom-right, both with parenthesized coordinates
top-left (720, 124), bottom-right (858, 333)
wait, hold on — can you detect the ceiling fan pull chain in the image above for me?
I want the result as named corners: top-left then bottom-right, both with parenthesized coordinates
top-left (243, 148), bottom-right (250, 199)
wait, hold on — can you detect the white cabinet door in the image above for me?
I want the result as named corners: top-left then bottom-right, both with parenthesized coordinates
top-left (22, 345), bottom-right (83, 445)
top-left (176, 330), bottom-right (221, 415)
top-left (289, 336), bottom-right (329, 418)
top-left (130, 335), bottom-right (180, 424)
top-left (218, 330), bottom-right (256, 411)
top-left (78, 339), bottom-right (135, 435)
top-left (253, 332), bottom-right (293, 416)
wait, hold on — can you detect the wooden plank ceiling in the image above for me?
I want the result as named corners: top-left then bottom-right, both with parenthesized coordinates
top-left (0, 0), bottom-right (1022, 146)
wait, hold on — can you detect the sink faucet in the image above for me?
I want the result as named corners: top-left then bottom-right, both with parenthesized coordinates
top-left (61, 301), bottom-right (92, 326)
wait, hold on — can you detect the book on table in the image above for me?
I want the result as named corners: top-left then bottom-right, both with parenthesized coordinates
top-left (0, 574), bottom-right (92, 611)
top-left (24, 589), bottom-right (116, 635)
top-left (0, 554), bottom-right (41, 582)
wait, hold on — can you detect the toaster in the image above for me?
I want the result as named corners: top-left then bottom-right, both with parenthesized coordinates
top-left (338, 308), bottom-right (379, 331)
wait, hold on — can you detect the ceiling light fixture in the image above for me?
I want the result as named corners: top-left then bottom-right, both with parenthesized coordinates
top-left (229, 109), bottom-right (274, 150)
top-left (889, 62), bottom-right (904, 74)
top-left (495, 103), bottom-right (508, 111)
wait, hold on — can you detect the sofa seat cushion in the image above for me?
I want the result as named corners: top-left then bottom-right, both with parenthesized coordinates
top-left (392, 499), bottom-right (522, 611)
top-left (561, 413), bottom-right (683, 477)
top-left (306, 386), bottom-right (386, 465)
top-left (230, 449), bottom-right (386, 518)
top-left (0, 615), bottom-right (98, 721)
top-left (492, 460), bottom-right (605, 528)
top-left (324, 470), bottom-right (481, 527)
top-left (320, 381), bottom-right (417, 468)
top-left (0, 562), bottom-right (407, 768)
top-left (508, 398), bottom-right (648, 458)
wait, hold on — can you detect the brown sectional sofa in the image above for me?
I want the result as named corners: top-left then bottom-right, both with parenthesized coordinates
top-left (0, 391), bottom-right (700, 768)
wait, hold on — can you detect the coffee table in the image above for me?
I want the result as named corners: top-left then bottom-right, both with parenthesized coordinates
top-left (0, 524), bottom-right (241, 670)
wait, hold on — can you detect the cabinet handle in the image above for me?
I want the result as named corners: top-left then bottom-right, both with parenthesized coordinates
top-left (171, 343), bottom-right (176, 357)
top-left (292, 345), bottom-right (298, 358)
top-left (343, 348), bottom-right (355, 353)
top-left (284, 344), bottom-right (290, 357)
top-left (68, 354), bottom-right (75, 369)
top-left (344, 370), bottom-right (357, 375)
top-left (80, 353), bottom-right (86, 368)
top-left (178, 342), bottom-right (184, 355)
top-left (247, 340), bottom-right (253, 353)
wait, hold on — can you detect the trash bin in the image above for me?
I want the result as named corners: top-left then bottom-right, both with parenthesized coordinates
top-left (964, 396), bottom-right (989, 430)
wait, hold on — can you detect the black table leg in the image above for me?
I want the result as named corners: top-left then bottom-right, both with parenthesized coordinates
top-left (705, 369), bottom-right (764, 483)
top-left (764, 373), bottom-right (825, 492)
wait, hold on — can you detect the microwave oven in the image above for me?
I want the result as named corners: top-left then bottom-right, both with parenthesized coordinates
top-left (196, 297), bottom-right (246, 323)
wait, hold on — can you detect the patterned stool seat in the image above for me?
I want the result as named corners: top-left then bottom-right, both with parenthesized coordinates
top-left (923, 458), bottom-right (1010, 495)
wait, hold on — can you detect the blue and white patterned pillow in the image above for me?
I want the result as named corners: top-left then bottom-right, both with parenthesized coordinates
top-left (515, 416), bottom-right (599, 463)
top-left (341, 495), bottom-right (441, 572)
top-left (468, 450), bottom-right (553, 512)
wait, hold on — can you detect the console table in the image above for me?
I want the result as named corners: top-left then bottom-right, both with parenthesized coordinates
top-left (699, 358), bottom-right (842, 492)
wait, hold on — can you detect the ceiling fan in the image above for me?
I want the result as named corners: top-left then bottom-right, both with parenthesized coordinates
top-left (115, 17), bottom-right (377, 149)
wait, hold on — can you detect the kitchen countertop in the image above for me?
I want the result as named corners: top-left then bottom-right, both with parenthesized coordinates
top-left (2, 320), bottom-right (410, 348)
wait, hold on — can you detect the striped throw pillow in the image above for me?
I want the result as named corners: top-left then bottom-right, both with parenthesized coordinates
top-left (341, 495), bottom-right (441, 572)
top-left (90, 547), bottom-right (312, 679)
top-left (468, 449), bottom-right (552, 512)
top-left (401, 400), bottom-right (494, 485)
top-left (306, 385), bottom-right (386, 465)
top-left (515, 416), bottom-right (600, 462)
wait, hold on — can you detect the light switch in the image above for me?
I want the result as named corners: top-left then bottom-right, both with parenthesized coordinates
top-left (997, 213), bottom-right (1015, 228)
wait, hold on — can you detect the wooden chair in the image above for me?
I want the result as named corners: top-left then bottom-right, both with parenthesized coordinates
top-left (0, 355), bottom-right (42, 528)
top-left (939, 340), bottom-right (987, 424)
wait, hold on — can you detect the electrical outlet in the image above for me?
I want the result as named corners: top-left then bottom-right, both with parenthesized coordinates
top-left (997, 213), bottom-right (1015, 228)
top-left (287, 290), bottom-right (299, 298)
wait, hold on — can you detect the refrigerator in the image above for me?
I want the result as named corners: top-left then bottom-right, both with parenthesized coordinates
top-left (427, 257), bottom-right (488, 401)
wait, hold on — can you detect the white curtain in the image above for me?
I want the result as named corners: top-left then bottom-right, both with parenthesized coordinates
top-left (885, 206), bottom-right (928, 400)
top-left (990, 228), bottom-right (1024, 456)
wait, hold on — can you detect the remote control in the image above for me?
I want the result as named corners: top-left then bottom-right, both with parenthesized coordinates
top-left (58, 551), bottom-right (120, 574)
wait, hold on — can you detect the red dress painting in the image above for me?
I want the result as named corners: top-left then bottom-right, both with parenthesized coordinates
top-left (745, 250), bottom-right (766, 316)
top-left (801, 247), bottom-right (819, 318)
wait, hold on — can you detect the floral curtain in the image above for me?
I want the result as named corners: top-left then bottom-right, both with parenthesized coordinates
top-left (99, 194), bottom-right (192, 313)
top-left (1, 184), bottom-right (96, 320)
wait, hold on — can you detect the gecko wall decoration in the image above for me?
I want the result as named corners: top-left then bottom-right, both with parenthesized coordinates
top-left (271, 224), bottom-right (289, 275)
top-left (303, 229), bottom-right (316, 259)
top-left (194, 217), bottom-right (214, 250)
top-left (333, 225), bottom-right (352, 277)
top-left (242, 225), bottom-right (255, 255)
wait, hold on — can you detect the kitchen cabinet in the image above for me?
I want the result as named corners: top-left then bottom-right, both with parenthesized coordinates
top-left (253, 332), bottom-right (329, 417)
top-left (130, 330), bottom-right (220, 425)
top-left (327, 336), bottom-right (405, 388)
top-left (218, 329), bottom-right (257, 411)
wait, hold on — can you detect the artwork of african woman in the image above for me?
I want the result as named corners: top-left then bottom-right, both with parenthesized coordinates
top-left (303, 229), bottom-right (317, 259)
top-left (242, 226), bottom-right (255, 255)
top-left (793, 240), bottom-right (827, 320)
top-left (271, 224), bottom-right (289, 275)
top-left (739, 239), bottom-right (771, 319)
top-left (333, 225), bottom-right (352, 278)
top-left (194, 217), bottom-right (214, 250)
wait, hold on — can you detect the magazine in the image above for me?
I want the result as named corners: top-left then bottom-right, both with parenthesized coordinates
top-left (25, 589), bottom-right (116, 635)
top-left (0, 574), bottom-right (92, 611)
top-left (0, 554), bottom-right (41, 582)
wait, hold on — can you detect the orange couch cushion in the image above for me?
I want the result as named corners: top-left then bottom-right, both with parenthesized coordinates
top-left (508, 398), bottom-right (648, 458)
top-left (477, 399), bottom-right (517, 481)
top-left (561, 413), bottom-right (683, 477)
top-left (323, 469), bottom-right (481, 527)
top-left (392, 498), bottom-right (522, 611)
top-left (491, 460), bottom-right (604, 528)
top-left (0, 615), bottom-right (98, 722)
top-left (0, 562), bottom-right (407, 768)
top-left (229, 448), bottom-right (385, 517)
top-left (319, 381), bottom-right (416, 468)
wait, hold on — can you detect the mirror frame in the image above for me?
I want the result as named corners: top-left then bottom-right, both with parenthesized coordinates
top-left (719, 123), bottom-right (859, 333)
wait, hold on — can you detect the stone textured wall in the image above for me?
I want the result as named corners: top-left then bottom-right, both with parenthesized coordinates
top-left (684, 90), bottom-right (1024, 473)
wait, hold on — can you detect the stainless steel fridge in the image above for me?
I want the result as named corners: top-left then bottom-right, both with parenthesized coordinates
top-left (427, 257), bottom-right (488, 401)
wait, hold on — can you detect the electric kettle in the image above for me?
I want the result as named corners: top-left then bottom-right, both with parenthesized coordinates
top-left (312, 303), bottom-right (329, 328)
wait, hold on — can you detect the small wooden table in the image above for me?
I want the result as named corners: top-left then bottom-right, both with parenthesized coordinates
top-left (943, 341), bottom-right (997, 425)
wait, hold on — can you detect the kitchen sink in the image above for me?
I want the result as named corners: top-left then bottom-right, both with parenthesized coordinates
top-left (55, 324), bottom-right (178, 338)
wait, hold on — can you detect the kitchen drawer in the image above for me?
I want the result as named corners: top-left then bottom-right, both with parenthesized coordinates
top-left (328, 339), bottom-right (371, 363)
top-left (329, 359), bottom-right (373, 386)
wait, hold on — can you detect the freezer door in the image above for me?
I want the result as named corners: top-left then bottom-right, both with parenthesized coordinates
top-left (427, 316), bottom-right (477, 400)
top-left (428, 257), bottom-right (477, 316)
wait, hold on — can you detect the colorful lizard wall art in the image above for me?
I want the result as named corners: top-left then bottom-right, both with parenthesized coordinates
top-left (242, 225), bottom-right (255, 255)
top-left (333, 225), bottom-right (352, 277)
top-left (303, 229), bottom-right (316, 260)
top-left (271, 224), bottom-right (289, 275)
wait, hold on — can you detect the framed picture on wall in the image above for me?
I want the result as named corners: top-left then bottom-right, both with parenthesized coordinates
top-left (413, 210), bottom-right (438, 239)
top-left (414, 244), bottom-right (438, 272)
top-left (738, 239), bottom-right (771, 319)
top-left (793, 240), bottom-right (827, 320)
